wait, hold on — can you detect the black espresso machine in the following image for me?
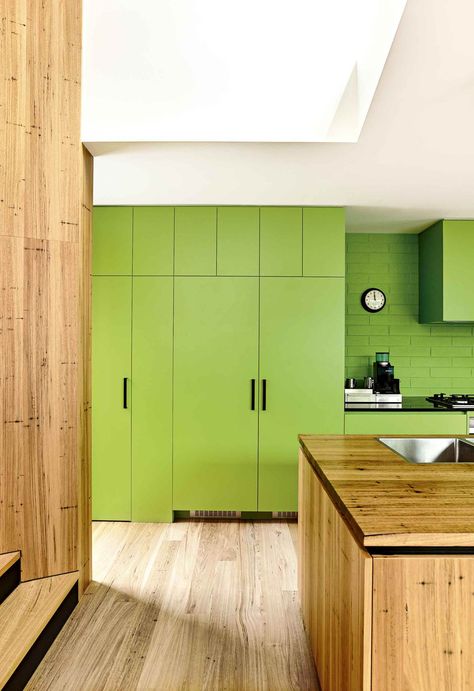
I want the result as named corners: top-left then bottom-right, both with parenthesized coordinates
top-left (373, 352), bottom-right (400, 394)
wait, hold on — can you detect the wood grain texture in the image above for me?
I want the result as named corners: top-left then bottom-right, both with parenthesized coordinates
top-left (298, 450), bottom-right (372, 691)
top-left (0, 571), bottom-right (78, 687)
top-left (78, 147), bottom-right (93, 594)
top-left (300, 435), bottom-right (474, 547)
top-left (27, 521), bottom-right (319, 691)
top-left (0, 0), bottom-right (91, 581)
top-left (372, 555), bottom-right (474, 690)
top-left (0, 551), bottom-right (20, 578)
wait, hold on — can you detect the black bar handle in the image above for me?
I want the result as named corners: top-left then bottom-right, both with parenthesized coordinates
top-left (251, 379), bottom-right (256, 410)
top-left (262, 379), bottom-right (267, 411)
top-left (123, 377), bottom-right (128, 409)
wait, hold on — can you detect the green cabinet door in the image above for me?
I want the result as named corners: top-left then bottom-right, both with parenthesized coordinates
top-left (258, 278), bottom-right (345, 511)
top-left (344, 412), bottom-right (467, 435)
top-left (303, 207), bottom-right (345, 277)
top-left (92, 276), bottom-right (132, 520)
top-left (443, 220), bottom-right (474, 321)
top-left (173, 277), bottom-right (259, 510)
top-left (260, 207), bottom-right (302, 276)
top-left (93, 207), bottom-right (133, 275)
top-left (419, 220), bottom-right (474, 323)
top-left (174, 207), bottom-right (217, 275)
top-left (217, 207), bottom-right (259, 276)
top-left (133, 207), bottom-right (174, 275)
top-left (132, 278), bottom-right (173, 522)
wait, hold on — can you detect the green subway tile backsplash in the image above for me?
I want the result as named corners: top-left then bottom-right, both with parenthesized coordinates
top-left (345, 233), bottom-right (474, 396)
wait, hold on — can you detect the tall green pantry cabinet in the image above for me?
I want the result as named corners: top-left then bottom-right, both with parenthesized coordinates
top-left (92, 206), bottom-right (345, 520)
top-left (92, 207), bottom-right (174, 522)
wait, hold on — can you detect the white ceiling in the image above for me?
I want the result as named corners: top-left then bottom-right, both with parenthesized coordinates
top-left (87, 0), bottom-right (474, 232)
top-left (83, 0), bottom-right (406, 142)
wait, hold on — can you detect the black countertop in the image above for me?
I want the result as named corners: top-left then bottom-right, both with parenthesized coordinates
top-left (345, 396), bottom-right (471, 412)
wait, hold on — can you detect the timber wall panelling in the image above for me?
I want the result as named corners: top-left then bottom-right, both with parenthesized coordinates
top-left (0, 1), bottom-right (92, 582)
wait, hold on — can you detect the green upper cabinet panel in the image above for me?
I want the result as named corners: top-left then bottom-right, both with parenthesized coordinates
top-left (133, 207), bottom-right (174, 275)
top-left (92, 276), bottom-right (132, 520)
top-left (443, 220), bottom-right (474, 321)
top-left (260, 207), bottom-right (302, 276)
top-left (174, 206), bottom-right (217, 275)
top-left (303, 207), bottom-right (345, 277)
top-left (93, 206), bottom-right (132, 275)
top-left (217, 207), bottom-right (259, 276)
top-left (132, 277), bottom-right (173, 522)
top-left (173, 277), bottom-right (259, 511)
top-left (419, 219), bottom-right (474, 322)
top-left (258, 277), bottom-right (345, 512)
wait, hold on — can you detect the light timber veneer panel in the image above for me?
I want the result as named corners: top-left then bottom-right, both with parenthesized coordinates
top-left (78, 148), bottom-right (93, 593)
top-left (0, 551), bottom-right (20, 578)
top-left (0, 237), bottom-right (24, 555)
top-left (373, 556), bottom-right (474, 691)
top-left (0, 571), bottom-right (78, 688)
top-left (0, 0), bottom-right (91, 582)
top-left (298, 450), bottom-right (372, 691)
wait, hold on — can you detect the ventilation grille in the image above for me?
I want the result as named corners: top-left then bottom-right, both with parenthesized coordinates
top-left (272, 511), bottom-right (298, 519)
top-left (190, 510), bottom-right (241, 519)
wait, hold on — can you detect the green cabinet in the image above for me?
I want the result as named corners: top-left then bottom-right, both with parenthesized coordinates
top-left (92, 276), bottom-right (132, 520)
top-left (92, 205), bottom-right (347, 519)
top-left (260, 207), bottom-right (302, 276)
top-left (133, 207), bottom-right (174, 275)
top-left (174, 207), bottom-right (217, 275)
top-left (132, 278), bottom-right (173, 522)
top-left (303, 207), bottom-right (345, 277)
top-left (93, 207), bottom-right (133, 275)
top-left (173, 278), bottom-right (259, 510)
top-left (259, 278), bottom-right (345, 511)
top-left (419, 220), bottom-right (474, 322)
top-left (217, 207), bottom-right (259, 276)
top-left (344, 412), bottom-right (467, 435)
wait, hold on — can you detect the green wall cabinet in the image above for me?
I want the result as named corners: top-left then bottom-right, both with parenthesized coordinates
top-left (174, 207), bottom-right (217, 275)
top-left (133, 207), bottom-right (174, 275)
top-left (92, 276), bottom-right (132, 520)
top-left (303, 207), bottom-right (345, 277)
top-left (93, 207), bottom-right (133, 275)
top-left (132, 278), bottom-right (173, 522)
top-left (173, 277), bottom-right (259, 510)
top-left (259, 278), bottom-right (345, 511)
top-left (344, 412), bottom-right (467, 435)
top-left (419, 220), bottom-right (474, 322)
top-left (260, 207), bottom-right (302, 276)
top-left (217, 207), bottom-right (259, 276)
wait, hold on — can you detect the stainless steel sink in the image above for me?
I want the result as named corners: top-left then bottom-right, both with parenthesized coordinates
top-left (378, 437), bottom-right (474, 464)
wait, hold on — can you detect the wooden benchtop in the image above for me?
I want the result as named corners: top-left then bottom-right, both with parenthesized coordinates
top-left (299, 434), bottom-right (474, 548)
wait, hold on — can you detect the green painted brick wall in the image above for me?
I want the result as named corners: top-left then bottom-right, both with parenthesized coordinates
top-left (346, 233), bottom-right (474, 396)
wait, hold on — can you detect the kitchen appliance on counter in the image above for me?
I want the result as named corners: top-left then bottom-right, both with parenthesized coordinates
top-left (345, 351), bottom-right (402, 405)
top-left (373, 352), bottom-right (400, 395)
top-left (426, 393), bottom-right (474, 410)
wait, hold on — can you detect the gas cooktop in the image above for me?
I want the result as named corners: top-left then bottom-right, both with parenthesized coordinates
top-left (426, 393), bottom-right (474, 409)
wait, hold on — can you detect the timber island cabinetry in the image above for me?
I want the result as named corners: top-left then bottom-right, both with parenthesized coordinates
top-left (299, 435), bottom-right (474, 691)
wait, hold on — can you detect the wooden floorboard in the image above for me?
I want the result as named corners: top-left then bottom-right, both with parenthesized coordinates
top-left (27, 520), bottom-right (318, 690)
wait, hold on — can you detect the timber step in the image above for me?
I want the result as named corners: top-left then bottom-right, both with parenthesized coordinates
top-left (0, 553), bottom-right (21, 606)
top-left (0, 571), bottom-right (78, 690)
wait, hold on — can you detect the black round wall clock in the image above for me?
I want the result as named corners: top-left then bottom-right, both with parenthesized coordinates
top-left (361, 288), bottom-right (386, 313)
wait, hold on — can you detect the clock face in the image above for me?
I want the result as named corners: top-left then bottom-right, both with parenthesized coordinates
top-left (361, 288), bottom-right (386, 313)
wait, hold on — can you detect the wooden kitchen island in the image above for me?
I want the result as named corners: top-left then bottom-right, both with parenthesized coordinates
top-left (298, 435), bottom-right (474, 691)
